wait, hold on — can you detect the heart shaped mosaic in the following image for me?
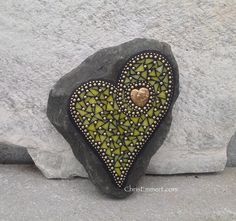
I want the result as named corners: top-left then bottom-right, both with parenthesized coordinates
top-left (69, 51), bottom-right (175, 188)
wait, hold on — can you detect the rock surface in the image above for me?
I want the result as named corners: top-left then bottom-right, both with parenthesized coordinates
top-left (0, 143), bottom-right (33, 164)
top-left (0, 0), bottom-right (235, 178)
top-left (47, 39), bottom-right (179, 197)
top-left (227, 132), bottom-right (236, 167)
top-left (1, 165), bottom-right (236, 221)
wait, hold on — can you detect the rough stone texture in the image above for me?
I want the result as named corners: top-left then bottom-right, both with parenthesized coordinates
top-left (47, 38), bottom-right (179, 197)
top-left (0, 143), bottom-right (33, 164)
top-left (0, 0), bottom-right (235, 178)
top-left (227, 132), bottom-right (236, 167)
top-left (1, 165), bottom-right (236, 221)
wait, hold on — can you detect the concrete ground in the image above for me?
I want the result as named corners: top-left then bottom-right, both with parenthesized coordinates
top-left (0, 165), bottom-right (236, 221)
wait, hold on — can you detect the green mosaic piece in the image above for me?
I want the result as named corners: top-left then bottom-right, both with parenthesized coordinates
top-left (69, 51), bottom-right (174, 187)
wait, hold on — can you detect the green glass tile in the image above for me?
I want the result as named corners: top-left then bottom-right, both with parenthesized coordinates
top-left (150, 80), bottom-right (157, 85)
top-left (99, 135), bottom-right (106, 142)
top-left (147, 108), bottom-right (153, 116)
top-left (149, 70), bottom-right (156, 76)
top-left (137, 136), bottom-right (143, 141)
top-left (124, 121), bottom-right (131, 127)
top-left (152, 63), bottom-right (158, 69)
top-left (107, 95), bottom-right (113, 102)
top-left (120, 113), bottom-right (126, 119)
top-left (121, 146), bottom-right (128, 151)
top-left (158, 91), bottom-right (166, 99)
top-left (148, 118), bottom-right (154, 124)
top-left (128, 146), bottom-right (135, 152)
top-left (106, 114), bottom-right (113, 119)
top-left (114, 114), bottom-right (120, 120)
top-left (79, 92), bottom-right (85, 98)
top-left (154, 84), bottom-right (160, 91)
top-left (86, 106), bottom-right (92, 112)
top-left (163, 75), bottom-right (169, 83)
top-left (102, 122), bottom-right (109, 130)
top-left (118, 126), bottom-right (124, 134)
top-left (77, 101), bottom-right (86, 108)
top-left (137, 59), bottom-right (145, 64)
top-left (107, 103), bottom-right (113, 111)
top-left (106, 131), bottom-right (113, 136)
top-left (113, 103), bottom-right (119, 109)
top-left (125, 78), bottom-right (130, 83)
top-left (95, 105), bottom-right (102, 113)
top-left (141, 71), bottom-right (148, 78)
top-left (89, 97), bottom-right (96, 104)
top-left (87, 91), bottom-right (94, 96)
top-left (157, 66), bottom-right (163, 73)
top-left (145, 58), bottom-right (153, 64)
top-left (131, 117), bottom-right (139, 124)
top-left (112, 135), bottom-right (119, 142)
top-left (151, 76), bottom-right (158, 81)
top-left (84, 119), bottom-right (89, 125)
top-left (75, 102), bottom-right (81, 109)
top-left (136, 64), bottom-right (145, 72)
top-left (115, 168), bottom-right (121, 176)
top-left (114, 142), bottom-right (120, 148)
top-left (123, 153), bottom-right (129, 158)
top-left (156, 72), bottom-right (161, 77)
top-left (90, 89), bottom-right (99, 96)
top-left (89, 132), bottom-right (95, 139)
top-left (77, 109), bottom-right (87, 116)
top-left (95, 121), bottom-right (103, 128)
top-left (88, 124), bottom-right (96, 131)
top-left (106, 148), bottom-right (111, 156)
top-left (128, 136), bottom-right (136, 141)
top-left (134, 130), bottom-right (140, 136)
top-left (104, 89), bottom-right (109, 96)
top-left (109, 123), bottom-right (116, 129)
top-left (95, 134), bottom-right (100, 142)
top-left (94, 114), bottom-right (103, 120)
top-left (100, 94), bottom-right (105, 99)
top-left (125, 140), bottom-right (131, 146)
top-left (138, 126), bottom-right (144, 132)
top-left (161, 85), bottom-right (166, 91)
top-left (101, 142), bottom-right (108, 149)
top-left (142, 119), bottom-right (149, 126)
top-left (131, 75), bottom-right (140, 80)
top-left (114, 149), bottom-right (121, 155)
top-left (161, 99), bottom-right (166, 105)
top-left (130, 69), bottom-right (136, 75)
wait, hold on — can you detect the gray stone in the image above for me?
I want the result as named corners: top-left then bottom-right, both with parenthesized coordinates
top-left (47, 38), bottom-right (179, 198)
top-left (1, 165), bottom-right (236, 221)
top-left (0, 0), bottom-right (235, 179)
top-left (227, 132), bottom-right (236, 167)
top-left (0, 142), bottom-right (33, 164)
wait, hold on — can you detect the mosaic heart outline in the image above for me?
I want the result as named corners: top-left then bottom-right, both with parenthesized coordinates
top-left (69, 50), bottom-right (175, 188)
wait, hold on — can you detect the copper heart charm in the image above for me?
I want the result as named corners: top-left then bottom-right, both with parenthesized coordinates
top-left (130, 87), bottom-right (150, 107)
